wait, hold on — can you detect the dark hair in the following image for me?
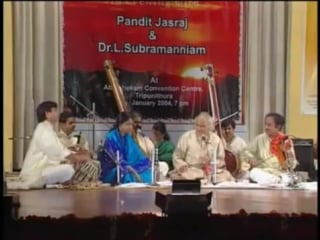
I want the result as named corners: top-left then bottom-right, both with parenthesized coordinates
top-left (36, 101), bottom-right (58, 122)
top-left (59, 111), bottom-right (75, 123)
top-left (152, 121), bottom-right (170, 141)
top-left (265, 112), bottom-right (285, 129)
top-left (221, 118), bottom-right (236, 129)
top-left (113, 111), bottom-right (132, 129)
top-left (131, 111), bottom-right (142, 119)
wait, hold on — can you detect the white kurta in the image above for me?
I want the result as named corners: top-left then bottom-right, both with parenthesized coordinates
top-left (240, 133), bottom-right (298, 185)
top-left (172, 130), bottom-right (234, 182)
top-left (57, 129), bottom-right (89, 151)
top-left (18, 121), bottom-right (75, 188)
top-left (136, 133), bottom-right (154, 159)
top-left (222, 136), bottom-right (247, 155)
top-left (222, 135), bottom-right (250, 180)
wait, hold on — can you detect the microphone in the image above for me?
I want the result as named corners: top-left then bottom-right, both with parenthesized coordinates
top-left (75, 132), bottom-right (82, 145)
top-left (201, 135), bottom-right (207, 147)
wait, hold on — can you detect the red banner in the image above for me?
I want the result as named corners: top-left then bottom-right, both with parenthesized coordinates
top-left (63, 1), bottom-right (244, 122)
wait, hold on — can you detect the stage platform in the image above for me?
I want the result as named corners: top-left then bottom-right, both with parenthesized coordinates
top-left (8, 187), bottom-right (317, 218)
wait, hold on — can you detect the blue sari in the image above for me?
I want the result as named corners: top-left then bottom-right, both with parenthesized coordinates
top-left (99, 128), bottom-right (151, 184)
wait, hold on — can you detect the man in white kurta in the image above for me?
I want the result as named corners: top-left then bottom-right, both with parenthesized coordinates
top-left (18, 101), bottom-right (89, 189)
top-left (57, 111), bottom-right (101, 183)
top-left (20, 121), bottom-right (75, 188)
top-left (171, 112), bottom-right (234, 183)
top-left (240, 113), bottom-right (298, 185)
top-left (131, 111), bottom-right (169, 180)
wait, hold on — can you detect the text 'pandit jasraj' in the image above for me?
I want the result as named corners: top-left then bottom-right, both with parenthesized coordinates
top-left (116, 16), bottom-right (188, 31)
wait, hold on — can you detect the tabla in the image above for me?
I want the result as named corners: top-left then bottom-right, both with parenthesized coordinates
top-left (224, 150), bottom-right (240, 177)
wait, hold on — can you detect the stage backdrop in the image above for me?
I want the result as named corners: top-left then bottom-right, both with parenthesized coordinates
top-left (63, 1), bottom-right (244, 123)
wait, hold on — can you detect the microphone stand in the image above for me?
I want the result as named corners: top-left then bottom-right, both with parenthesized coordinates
top-left (8, 136), bottom-right (32, 140)
top-left (151, 147), bottom-right (159, 186)
top-left (69, 95), bottom-right (97, 153)
top-left (211, 149), bottom-right (217, 185)
top-left (116, 150), bottom-right (121, 185)
top-left (103, 149), bottom-right (121, 186)
top-left (283, 141), bottom-right (299, 187)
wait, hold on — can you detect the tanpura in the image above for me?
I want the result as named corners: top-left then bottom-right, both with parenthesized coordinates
top-left (201, 64), bottom-right (239, 180)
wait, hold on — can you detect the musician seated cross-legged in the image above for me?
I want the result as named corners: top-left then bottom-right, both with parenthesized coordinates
top-left (17, 101), bottom-right (91, 189)
top-left (170, 112), bottom-right (234, 183)
top-left (131, 111), bottom-right (154, 159)
top-left (240, 113), bottom-right (298, 185)
top-left (99, 112), bottom-right (151, 184)
top-left (151, 121), bottom-right (175, 179)
top-left (220, 118), bottom-right (250, 181)
top-left (131, 111), bottom-right (169, 180)
top-left (57, 111), bottom-right (101, 184)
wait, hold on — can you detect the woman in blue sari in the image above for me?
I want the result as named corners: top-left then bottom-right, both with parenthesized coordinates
top-left (99, 112), bottom-right (151, 184)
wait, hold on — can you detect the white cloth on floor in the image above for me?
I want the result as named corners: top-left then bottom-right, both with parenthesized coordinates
top-left (297, 182), bottom-right (317, 191)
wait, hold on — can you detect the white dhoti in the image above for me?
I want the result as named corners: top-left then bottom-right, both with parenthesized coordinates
top-left (8, 164), bottom-right (75, 190)
top-left (40, 164), bottom-right (75, 186)
top-left (249, 168), bottom-right (292, 185)
top-left (25, 164), bottom-right (75, 189)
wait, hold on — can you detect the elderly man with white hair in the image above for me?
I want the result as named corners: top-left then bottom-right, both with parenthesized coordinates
top-left (171, 112), bottom-right (234, 183)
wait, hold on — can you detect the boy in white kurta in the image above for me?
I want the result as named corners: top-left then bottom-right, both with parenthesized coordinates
top-left (220, 119), bottom-right (249, 180)
top-left (19, 101), bottom-right (90, 189)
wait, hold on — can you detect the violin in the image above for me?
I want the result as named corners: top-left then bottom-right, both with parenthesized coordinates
top-left (270, 134), bottom-right (292, 170)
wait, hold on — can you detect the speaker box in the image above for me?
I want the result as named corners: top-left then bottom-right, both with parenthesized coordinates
top-left (171, 180), bottom-right (201, 194)
top-left (292, 138), bottom-right (317, 181)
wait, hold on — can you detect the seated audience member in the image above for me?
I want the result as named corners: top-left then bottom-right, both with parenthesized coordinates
top-left (220, 118), bottom-right (249, 180)
top-left (57, 111), bottom-right (101, 183)
top-left (171, 112), bottom-right (234, 183)
top-left (131, 111), bottom-right (154, 159)
top-left (240, 113), bottom-right (298, 185)
top-left (19, 101), bottom-right (90, 189)
top-left (99, 112), bottom-right (151, 184)
top-left (151, 121), bottom-right (175, 178)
